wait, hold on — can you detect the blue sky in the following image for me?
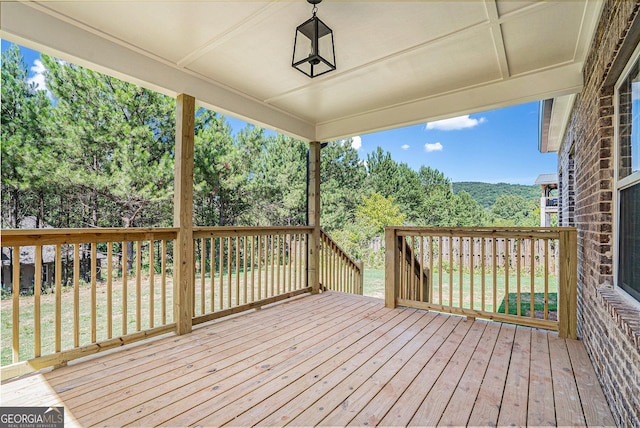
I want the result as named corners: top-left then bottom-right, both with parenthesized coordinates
top-left (3, 40), bottom-right (558, 185)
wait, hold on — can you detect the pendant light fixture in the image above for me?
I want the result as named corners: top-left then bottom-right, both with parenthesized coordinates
top-left (292, 0), bottom-right (336, 78)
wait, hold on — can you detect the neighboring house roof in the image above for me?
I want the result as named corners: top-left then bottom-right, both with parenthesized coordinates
top-left (535, 173), bottom-right (558, 186)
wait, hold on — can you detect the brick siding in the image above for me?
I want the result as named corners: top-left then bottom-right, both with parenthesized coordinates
top-left (558, 1), bottom-right (640, 426)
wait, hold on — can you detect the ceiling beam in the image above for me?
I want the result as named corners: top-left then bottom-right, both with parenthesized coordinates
top-left (316, 63), bottom-right (583, 141)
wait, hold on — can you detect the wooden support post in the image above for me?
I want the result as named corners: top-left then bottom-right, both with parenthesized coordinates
top-left (308, 141), bottom-right (321, 294)
top-left (174, 94), bottom-right (195, 335)
top-left (356, 260), bottom-right (365, 295)
top-left (558, 228), bottom-right (578, 339)
top-left (385, 228), bottom-right (399, 308)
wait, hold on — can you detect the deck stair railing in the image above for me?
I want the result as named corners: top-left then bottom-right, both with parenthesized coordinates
top-left (385, 226), bottom-right (577, 338)
top-left (1, 226), bottom-right (363, 379)
top-left (320, 229), bottom-right (364, 295)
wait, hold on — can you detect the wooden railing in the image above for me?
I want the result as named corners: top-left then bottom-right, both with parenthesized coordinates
top-left (0, 228), bottom-right (178, 379)
top-left (385, 227), bottom-right (577, 338)
top-left (320, 229), bottom-right (364, 295)
top-left (191, 226), bottom-right (314, 325)
top-left (1, 226), bottom-right (363, 379)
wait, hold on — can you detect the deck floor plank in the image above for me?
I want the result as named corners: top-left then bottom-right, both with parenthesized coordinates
top-left (317, 314), bottom-right (449, 427)
top-left (0, 291), bottom-right (614, 428)
top-left (437, 321), bottom-right (501, 426)
top-left (408, 321), bottom-right (487, 426)
top-left (467, 323), bottom-right (517, 426)
top-left (378, 318), bottom-right (474, 427)
top-left (549, 334), bottom-right (587, 427)
top-left (68, 293), bottom-right (349, 417)
top-left (347, 315), bottom-right (461, 427)
top-left (209, 309), bottom-right (433, 427)
top-left (565, 338), bottom-right (616, 426)
top-left (154, 302), bottom-right (402, 426)
top-left (275, 310), bottom-right (437, 428)
top-left (527, 329), bottom-right (556, 426)
top-left (88, 295), bottom-right (383, 426)
top-left (497, 325), bottom-right (532, 427)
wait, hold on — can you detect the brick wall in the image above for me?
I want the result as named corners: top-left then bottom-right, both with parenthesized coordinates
top-left (557, 1), bottom-right (640, 426)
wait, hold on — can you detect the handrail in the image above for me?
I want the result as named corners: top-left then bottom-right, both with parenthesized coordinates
top-left (385, 226), bottom-right (577, 338)
top-left (320, 229), bottom-right (364, 295)
top-left (1, 225), bottom-right (364, 379)
top-left (1, 228), bottom-right (177, 380)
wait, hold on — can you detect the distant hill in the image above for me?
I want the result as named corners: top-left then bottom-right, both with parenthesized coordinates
top-left (452, 182), bottom-right (540, 209)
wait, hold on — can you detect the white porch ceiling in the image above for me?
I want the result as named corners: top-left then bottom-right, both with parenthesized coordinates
top-left (1, 1), bottom-right (603, 142)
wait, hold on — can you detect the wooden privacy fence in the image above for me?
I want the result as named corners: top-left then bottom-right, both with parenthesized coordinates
top-left (385, 227), bottom-right (577, 338)
top-left (320, 229), bottom-right (364, 295)
top-left (1, 228), bottom-right (177, 379)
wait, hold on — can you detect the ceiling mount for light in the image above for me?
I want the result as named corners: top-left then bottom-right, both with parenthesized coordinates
top-left (292, 0), bottom-right (336, 78)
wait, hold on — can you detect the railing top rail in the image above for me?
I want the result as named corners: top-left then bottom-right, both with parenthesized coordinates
top-left (320, 228), bottom-right (362, 270)
top-left (387, 226), bottom-right (576, 239)
top-left (1, 227), bottom-right (179, 247)
top-left (193, 226), bottom-right (314, 238)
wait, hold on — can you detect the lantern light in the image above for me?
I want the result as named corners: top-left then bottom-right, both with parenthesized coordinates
top-left (292, 0), bottom-right (336, 78)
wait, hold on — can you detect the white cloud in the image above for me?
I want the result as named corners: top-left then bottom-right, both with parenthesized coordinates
top-left (27, 59), bottom-right (47, 92)
top-left (424, 142), bottom-right (443, 152)
top-left (351, 135), bottom-right (362, 150)
top-left (401, 144), bottom-right (410, 150)
top-left (426, 115), bottom-right (486, 131)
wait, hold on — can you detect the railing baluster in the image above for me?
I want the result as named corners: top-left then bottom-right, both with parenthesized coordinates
top-left (227, 237), bottom-right (232, 308)
top-left (219, 237), bottom-right (224, 310)
top-left (243, 236), bottom-right (248, 304)
top-left (200, 237), bottom-right (206, 316)
top-left (516, 238), bottom-right (521, 317)
top-left (428, 236), bottom-right (434, 303)
top-left (459, 237), bottom-right (464, 308)
top-left (470, 237), bottom-right (474, 311)
top-left (12, 246), bottom-right (20, 363)
top-left (136, 240), bottom-right (142, 331)
top-left (449, 237), bottom-right (453, 308)
top-left (505, 239), bottom-right (510, 316)
top-left (544, 238), bottom-right (549, 320)
top-left (276, 235), bottom-right (281, 295)
top-left (34, 245), bottom-right (42, 357)
top-left (108, 242), bottom-right (113, 338)
top-left (270, 235), bottom-right (275, 297)
top-left (492, 238), bottom-right (497, 313)
top-left (73, 244), bottom-right (80, 348)
top-left (481, 237), bottom-right (485, 312)
top-left (122, 241), bottom-right (128, 336)
top-left (149, 239), bottom-right (155, 328)
top-left (55, 244), bottom-right (62, 353)
top-left (257, 235), bottom-right (263, 301)
top-left (235, 237), bottom-right (241, 305)
top-left (530, 238), bottom-right (535, 319)
top-left (209, 237), bottom-right (215, 313)
top-left (161, 239), bottom-right (167, 325)
top-left (91, 242), bottom-right (97, 342)
top-left (438, 236), bottom-right (443, 305)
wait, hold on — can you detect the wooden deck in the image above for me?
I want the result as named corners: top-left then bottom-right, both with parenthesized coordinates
top-left (1, 291), bottom-right (615, 427)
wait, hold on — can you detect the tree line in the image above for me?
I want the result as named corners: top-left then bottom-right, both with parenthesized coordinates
top-left (2, 45), bottom-right (541, 267)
